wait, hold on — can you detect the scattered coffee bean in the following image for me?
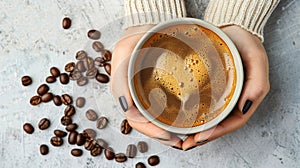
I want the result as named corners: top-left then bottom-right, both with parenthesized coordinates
top-left (96, 73), bottom-right (109, 84)
top-left (77, 77), bottom-right (88, 86)
top-left (121, 119), bottom-right (132, 135)
top-left (38, 118), bottom-right (51, 130)
top-left (68, 131), bottom-right (78, 145)
top-left (23, 123), bottom-right (34, 134)
top-left (83, 129), bottom-right (96, 139)
top-left (96, 138), bottom-right (108, 149)
top-left (103, 50), bottom-right (112, 61)
top-left (61, 116), bottom-right (72, 126)
top-left (135, 162), bottom-right (146, 168)
top-left (76, 133), bottom-right (86, 146)
top-left (66, 123), bottom-right (78, 132)
top-left (54, 130), bottom-right (67, 137)
top-left (94, 57), bottom-right (106, 67)
top-left (50, 67), bottom-right (60, 77)
top-left (46, 76), bottom-right (56, 83)
top-left (92, 41), bottom-right (104, 52)
top-left (148, 155), bottom-right (160, 166)
top-left (40, 144), bottom-right (49, 155)
top-left (75, 61), bottom-right (86, 72)
top-left (30, 95), bottom-right (41, 106)
top-left (87, 29), bottom-right (101, 40)
top-left (115, 153), bottom-right (127, 163)
top-left (76, 50), bottom-right (87, 60)
top-left (53, 95), bottom-right (62, 106)
top-left (69, 71), bottom-right (82, 80)
top-left (71, 148), bottom-right (83, 157)
top-left (104, 147), bottom-right (115, 160)
top-left (104, 63), bottom-right (111, 75)
top-left (86, 68), bottom-right (98, 79)
top-left (84, 139), bottom-right (97, 151)
top-left (85, 56), bottom-right (94, 70)
top-left (61, 94), bottom-right (73, 105)
top-left (21, 76), bottom-right (32, 86)
top-left (65, 62), bottom-right (75, 72)
top-left (64, 105), bottom-right (76, 117)
top-left (91, 146), bottom-right (102, 157)
top-left (86, 109), bottom-right (98, 121)
top-left (60, 73), bottom-right (69, 85)
top-left (75, 97), bottom-right (85, 108)
top-left (37, 84), bottom-right (49, 96)
top-left (96, 117), bottom-right (108, 129)
top-left (126, 144), bottom-right (137, 158)
top-left (62, 17), bottom-right (72, 29)
top-left (50, 136), bottom-right (63, 147)
top-left (137, 141), bottom-right (148, 153)
top-left (41, 92), bottom-right (53, 103)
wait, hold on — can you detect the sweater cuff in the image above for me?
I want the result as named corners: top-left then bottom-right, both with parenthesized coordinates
top-left (204, 0), bottom-right (280, 42)
top-left (124, 0), bottom-right (187, 29)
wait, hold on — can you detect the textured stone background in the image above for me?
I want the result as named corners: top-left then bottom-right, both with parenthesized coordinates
top-left (0, 0), bottom-right (299, 168)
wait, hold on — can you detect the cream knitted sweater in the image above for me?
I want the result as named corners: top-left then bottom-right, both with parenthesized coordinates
top-left (124, 0), bottom-right (280, 42)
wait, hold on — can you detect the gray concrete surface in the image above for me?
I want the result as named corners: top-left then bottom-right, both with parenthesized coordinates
top-left (0, 0), bottom-right (299, 167)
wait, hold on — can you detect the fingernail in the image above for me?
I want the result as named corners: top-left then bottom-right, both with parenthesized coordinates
top-left (119, 96), bottom-right (128, 112)
top-left (196, 139), bottom-right (209, 145)
top-left (154, 137), bottom-right (170, 141)
top-left (171, 146), bottom-right (183, 151)
top-left (185, 146), bottom-right (196, 151)
top-left (242, 100), bottom-right (253, 114)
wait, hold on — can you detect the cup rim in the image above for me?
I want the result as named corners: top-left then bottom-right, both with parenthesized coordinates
top-left (128, 18), bottom-right (244, 134)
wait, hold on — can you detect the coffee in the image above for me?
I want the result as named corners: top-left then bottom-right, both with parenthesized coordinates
top-left (132, 24), bottom-right (237, 128)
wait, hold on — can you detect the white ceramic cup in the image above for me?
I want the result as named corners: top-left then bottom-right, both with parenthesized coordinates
top-left (128, 18), bottom-right (243, 134)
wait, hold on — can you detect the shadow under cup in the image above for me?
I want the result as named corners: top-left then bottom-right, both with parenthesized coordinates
top-left (128, 18), bottom-right (243, 134)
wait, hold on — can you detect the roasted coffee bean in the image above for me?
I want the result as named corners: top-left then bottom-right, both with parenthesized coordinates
top-left (104, 147), bottom-right (115, 160)
top-left (137, 141), bottom-right (148, 153)
top-left (76, 133), bottom-right (86, 146)
top-left (77, 77), bottom-right (88, 86)
top-left (135, 162), bottom-right (146, 168)
top-left (96, 138), bottom-right (108, 149)
top-left (115, 153), bottom-right (127, 163)
top-left (54, 130), bottom-right (67, 137)
top-left (76, 50), bottom-right (87, 60)
top-left (61, 94), bottom-right (73, 105)
top-left (38, 118), bottom-right (51, 130)
top-left (68, 131), bottom-right (78, 145)
top-left (94, 57), bottom-right (106, 67)
top-left (84, 139), bottom-right (97, 151)
top-left (46, 76), bottom-right (56, 83)
top-left (148, 155), bottom-right (160, 166)
top-left (71, 148), bottom-right (83, 157)
top-left (92, 41), bottom-right (104, 52)
top-left (53, 95), bottom-right (62, 106)
top-left (104, 63), bottom-right (111, 75)
top-left (23, 123), bottom-right (34, 134)
top-left (50, 67), bottom-right (60, 77)
top-left (96, 73), bottom-right (109, 84)
top-left (83, 129), bottom-right (96, 139)
top-left (75, 97), bottom-right (85, 108)
top-left (64, 105), bottom-right (76, 117)
top-left (75, 61), bottom-right (86, 72)
top-left (91, 146), bottom-right (102, 157)
top-left (41, 92), bottom-right (53, 103)
top-left (103, 50), bottom-right (112, 61)
top-left (37, 84), bottom-right (49, 96)
top-left (21, 76), bottom-right (32, 86)
top-left (86, 68), bottom-right (98, 79)
top-left (85, 56), bottom-right (94, 70)
top-left (86, 109), bottom-right (98, 121)
top-left (30, 96), bottom-right (41, 106)
top-left (65, 62), bottom-right (75, 72)
top-left (60, 73), bottom-right (69, 85)
top-left (66, 123), bottom-right (78, 132)
top-left (96, 117), bottom-right (108, 129)
top-left (40, 144), bottom-right (49, 155)
top-left (87, 29), bottom-right (101, 40)
top-left (69, 71), bottom-right (82, 80)
top-left (50, 136), bottom-right (63, 147)
top-left (62, 17), bottom-right (72, 29)
top-left (121, 119), bottom-right (132, 135)
top-left (61, 116), bottom-right (72, 126)
top-left (126, 144), bottom-right (137, 158)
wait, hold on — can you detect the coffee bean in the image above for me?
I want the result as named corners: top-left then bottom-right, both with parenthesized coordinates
top-left (46, 76), bottom-right (56, 83)
top-left (50, 67), bottom-right (60, 77)
top-left (23, 123), bottom-right (34, 134)
top-left (85, 56), bottom-right (94, 70)
top-left (104, 147), bottom-right (115, 160)
top-left (30, 95), bottom-right (41, 106)
top-left (96, 117), bottom-right (108, 129)
top-left (104, 63), bottom-right (111, 75)
top-left (96, 138), bottom-right (108, 149)
top-left (68, 131), bottom-right (78, 145)
top-left (96, 73), bottom-right (109, 84)
top-left (21, 76), bottom-right (32, 86)
top-left (40, 144), bottom-right (49, 155)
top-left (91, 146), bottom-right (102, 157)
top-left (75, 97), bottom-right (85, 108)
top-left (62, 17), bottom-right (72, 29)
top-left (77, 77), bottom-right (88, 86)
top-left (75, 61), bottom-right (86, 72)
top-left (60, 73), bottom-right (69, 85)
top-left (71, 148), bottom-right (83, 157)
top-left (83, 129), bottom-right (96, 139)
top-left (148, 155), bottom-right (160, 166)
top-left (103, 50), bottom-right (112, 61)
top-left (69, 71), bottom-right (82, 81)
top-left (86, 109), bottom-right (98, 121)
top-left (86, 68), bottom-right (98, 79)
top-left (61, 94), bottom-right (73, 105)
top-left (66, 123), bottom-right (78, 132)
top-left (84, 139), bottom-right (97, 151)
top-left (61, 116), bottom-right (72, 126)
top-left (92, 41), bottom-right (104, 52)
top-left (41, 92), bottom-right (53, 103)
top-left (137, 141), bottom-right (148, 153)
top-left (76, 133), bottom-right (86, 146)
top-left (53, 95), bottom-right (62, 106)
top-left (37, 84), bottom-right (49, 96)
top-left (65, 62), bottom-right (75, 72)
top-left (115, 153), bottom-right (127, 163)
top-left (38, 118), bottom-right (51, 130)
top-left (94, 57), bottom-right (106, 67)
top-left (64, 105), bottom-right (76, 117)
top-left (54, 130), bottom-right (67, 137)
top-left (121, 119), bottom-right (132, 135)
top-left (50, 136), bottom-right (63, 147)
top-left (135, 162), bottom-right (146, 168)
top-left (76, 50), bottom-right (87, 60)
top-left (88, 29), bottom-right (101, 40)
top-left (126, 144), bottom-right (137, 158)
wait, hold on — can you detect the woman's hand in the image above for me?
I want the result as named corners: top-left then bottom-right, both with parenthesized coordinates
top-left (182, 25), bottom-right (270, 150)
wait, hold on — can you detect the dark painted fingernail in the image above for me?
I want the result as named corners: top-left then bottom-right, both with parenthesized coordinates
top-left (172, 146), bottom-right (183, 150)
top-left (119, 96), bottom-right (128, 112)
top-left (185, 146), bottom-right (196, 151)
top-left (242, 100), bottom-right (253, 114)
top-left (196, 139), bottom-right (209, 145)
top-left (154, 137), bottom-right (170, 141)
